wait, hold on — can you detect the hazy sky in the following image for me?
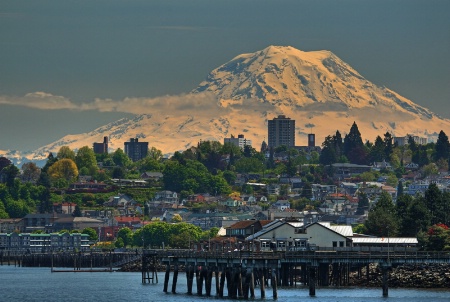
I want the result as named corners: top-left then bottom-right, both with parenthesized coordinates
top-left (1, 0), bottom-right (449, 151)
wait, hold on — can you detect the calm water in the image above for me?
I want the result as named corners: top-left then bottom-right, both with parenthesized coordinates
top-left (2, 266), bottom-right (450, 302)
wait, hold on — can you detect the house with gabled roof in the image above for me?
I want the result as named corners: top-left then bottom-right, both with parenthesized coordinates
top-left (225, 220), bottom-right (271, 239)
top-left (104, 194), bottom-right (135, 208)
top-left (246, 220), bottom-right (353, 251)
top-left (114, 216), bottom-right (142, 229)
top-left (140, 171), bottom-right (163, 180)
top-left (153, 190), bottom-right (178, 204)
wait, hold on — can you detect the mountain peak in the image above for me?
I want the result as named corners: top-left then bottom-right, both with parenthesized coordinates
top-left (193, 45), bottom-right (432, 115)
top-left (4, 46), bottom-right (449, 162)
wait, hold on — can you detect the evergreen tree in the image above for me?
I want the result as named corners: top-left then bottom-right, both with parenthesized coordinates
top-left (319, 135), bottom-right (337, 165)
top-left (365, 191), bottom-right (399, 237)
top-left (434, 130), bottom-right (450, 162)
top-left (344, 122), bottom-right (364, 155)
top-left (424, 183), bottom-right (446, 225)
top-left (38, 188), bottom-right (51, 213)
top-left (408, 135), bottom-right (418, 153)
top-left (343, 122), bottom-right (367, 164)
top-left (398, 195), bottom-right (431, 237)
top-left (73, 204), bottom-right (82, 217)
top-left (333, 131), bottom-right (343, 159)
top-left (397, 180), bottom-right (404, 197)
top-left (370, 136), bottom-right (385, 162)
top-left (356, 192), bottom-right (369, 215)
top-left (301, 183), bottom-right (313, 199)
top-left (384, 132), bottom-right (393, 160)
top-left (0, 157), bottom-right (12, 172)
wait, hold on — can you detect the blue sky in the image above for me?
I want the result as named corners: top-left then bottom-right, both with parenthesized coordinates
top-left (0, 0), bottom-right (449, 151)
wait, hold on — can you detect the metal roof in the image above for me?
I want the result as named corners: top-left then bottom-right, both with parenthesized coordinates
top-left (329, 225), bottom-right (353, 237)
top-left (351, 237), bottom-right (418, 244)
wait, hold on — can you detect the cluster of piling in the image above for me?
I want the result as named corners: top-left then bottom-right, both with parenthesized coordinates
top-left (162, 264), bottom-right (281, 299)
top-left (146, 251), bottom-right (395, 299)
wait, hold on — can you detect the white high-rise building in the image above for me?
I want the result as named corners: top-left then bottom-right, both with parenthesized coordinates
top-left (224, 134), bottom-right (252, 149)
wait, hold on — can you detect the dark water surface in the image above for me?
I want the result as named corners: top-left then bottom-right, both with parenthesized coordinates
top-left (2, 266), bottom-right (450, 302)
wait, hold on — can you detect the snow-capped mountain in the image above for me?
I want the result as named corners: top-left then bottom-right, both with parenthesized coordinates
top-left (4, 45), bottom-right (450, 163)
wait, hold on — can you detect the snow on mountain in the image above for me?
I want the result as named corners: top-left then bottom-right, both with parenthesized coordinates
top-left (3, 45), bottom-right (450, 162)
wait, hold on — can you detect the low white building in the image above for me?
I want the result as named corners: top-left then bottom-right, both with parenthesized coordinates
top-left (247, 220), bottom-right (353, 251)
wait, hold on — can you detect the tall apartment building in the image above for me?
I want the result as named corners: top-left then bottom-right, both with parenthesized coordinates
top-left (93, 136), bottom-right (109, 154)
top-left (268, 115), bottom-right (295, 148)
top-left (224, 134), bottom-right (252, 149)
top-left (124, 138), bottom-right (149, 162)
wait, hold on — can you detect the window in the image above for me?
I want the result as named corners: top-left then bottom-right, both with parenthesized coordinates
top-left (261, 241), bottom-right (270, 248)
top-left (277, 241), bottom-right (286, 249)
top-left (332, 241), bottom-right (337, 247)
top-left (339, 241), bottom-right (345, 247)
top-left (294, 228), bottom-right (306, 234)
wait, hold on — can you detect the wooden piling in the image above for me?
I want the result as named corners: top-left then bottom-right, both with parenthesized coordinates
top-left (237, 267), bottom-right (243, 299)
top-left (195, 266), bottom-right (201, 295)
top-left (219, 267), bottom-right (226, 297)
top-left (163, 264), bottom-right (170, 292)
top-left (215, 267), bottom-right (220, 296)
top-left (205, 266), bottom-right (212, 296)
top-left (198, 266), bottom-right (205, 296)
top-left (309, 266), bottom-right (316, 297)
top-left (243, 271), bottom-right (250, 300)
top-left (186, 265), bottom-right (194, 295)
top-left (226, 267), bottom-right (232, 297)
top-left (271, 269), bottom-right (278, 300)
top-left (260, 268), bottom-right (266, 299)
top-left (382, 266), bottom-right (389, 297)
top-left (171, 264), bottom-right (178, 294)
top-left (249, 270), bottom-right (255, 298)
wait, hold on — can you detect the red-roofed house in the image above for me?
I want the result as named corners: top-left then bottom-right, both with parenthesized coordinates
top-left (225, 220), bottom-right (271, 239)
top-left (114, 216), bottom-right (142, 229)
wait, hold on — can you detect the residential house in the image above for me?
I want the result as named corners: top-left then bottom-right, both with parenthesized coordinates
top-left (140, 171), bottom-right (163, 181)
top-left (104, 194), bottom-right (135, 208)
top-left (52, 217), bottom-right (104, 232)
top-left (52, 202), bottom-right (77, 215)
top-left (381, 185), bottom-right (397, 199)
top-left (68, 182), bottom-right (110, 192)
top-left (279, 176), bottom-right (302, 189)
top-left (332, 163), bottom-right (372, 178)
top-left (339, 182), bottom-right (359, 196)
top-left (219, 197), bottom-right (245, 208)
top-left (372, 160), bottom-right (392, 171)
top-left (22, 213), bottom-right (67, 233)
top-left (225, 220), bottom-right (271, 239)
top-left (266, 184), bottom-right (281, 195)
top-left (0, 218), bottom-right (24, 233)
top-left (405, 162), bottom-right (419, 170)
top-left (272, 200), bottom-right (291, 211)
top-left (114, 216), bottom-right (142, 229)
top-left (153, 190), bottom-right (178, 205)
top-left (407, 181), bottom-right (431, 196)
top-left (241, 195), bottom-right (257, 205)
top-left (311, 184), bottom-right (337, 201)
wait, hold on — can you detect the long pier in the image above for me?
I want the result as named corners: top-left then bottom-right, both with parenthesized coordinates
top-left (146, 249), bottom-right (450, 298)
